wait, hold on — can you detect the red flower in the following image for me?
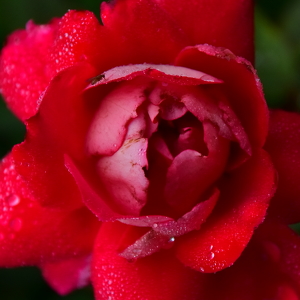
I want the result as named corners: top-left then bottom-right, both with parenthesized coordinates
top-left (0, 0), bottom-right (300, 299)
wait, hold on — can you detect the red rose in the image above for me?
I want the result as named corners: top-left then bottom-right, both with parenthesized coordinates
top-left (1, 0), bottom-right (300, 299)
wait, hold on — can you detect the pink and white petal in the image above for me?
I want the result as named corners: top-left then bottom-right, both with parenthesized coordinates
top-left (92, 222), bottom-right (206, 300)
top-left (118, 215), bottom-right (173, 227)
top-left (0, 20), bottom-right (58, 120)
top-left (41, 255), bottom-right (91, 295)
top-left (154, 0), bottom-right (254, 62)
top-left (86, 64), bottom-right (222, 90)
top-left (265, 110), bottom-right (300, 224)
top-left (100, 0), bottom-right (189, 65)
top-left (86, 78), bottom-right (149, 156)
top-left (119, 230), bottom-right (173, 260)
top-left (175, 45), bottom-right (269, 149)
top-left (0, 154), bottom-right (100, 267)
top-left (179, 85), bottom-right (234, 141)
top-left (95, 136), bottom-right (149, 216)
top-left (176, 149), bottom-right (276, 273)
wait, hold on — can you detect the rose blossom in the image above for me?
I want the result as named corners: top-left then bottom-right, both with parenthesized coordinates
top-left (1, 0), bottom-right (300, 299)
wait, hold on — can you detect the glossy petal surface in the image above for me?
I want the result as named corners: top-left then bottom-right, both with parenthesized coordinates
top-left (0, 21), bottom-right (57, 120)
top-left (92, 222), bottom-right (205, 300)
top-left (176, 45), bottom-right (268, 149)
top-left (154, 0), bottom-right (254, 62)
top-left (176, 149), bottom-right (275, 272)
top-left (0, 154), bottom-right (99, 266)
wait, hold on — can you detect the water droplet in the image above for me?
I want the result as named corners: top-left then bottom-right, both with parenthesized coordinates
top-left (208, 252), bottom-right (215, 259)
top-left (200, 267), bottom-right (205, 272)
top-left (9, 218), bottom-right (22, 231)
top-left (7, 194), bottom-right (20, 207)
top-left (209, 245), bottom-right (214, 250)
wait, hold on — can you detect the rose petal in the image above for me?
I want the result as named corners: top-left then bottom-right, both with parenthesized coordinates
top-left (12, 63), bottom-right (97, 209)
top-left (64, 155), bottom-right (123, 221)
top-left (41, 255), bottom-right (91, 295)
top-left (92, 222), bottom-right (205, 300)
top-left (0, 20), bottom-right (58, 120)
top-left (265, 110), bottom-right (300, 224)
top-left (175, 45), bottom-right (268, 149)
top-left (95, 135), bottom-right (149, 216)
top-left (86, 78), bottom-right (149, 156)
top-left (49, 10), bottom-right (116, 75)
top-left (86, 64), bottom-right (223, 89)
top-left (118, 215), bottom-right (173, 227)
top-left (119, 190), bottom-right (219, 260)
top-left (176, 149), bottom-right (276, 273)
top-left (0, 154), bottom-right (99, 267)
top-left (153, 189), bottom-right (219, 236)
top-left (154, 0), bottom-right (254, 62)
top-left (164, 122), bottom-right (229, 212)
top-left (100, 0), bottom-right (189, 65)
top-left (201, 228), bottom-right (300, 300)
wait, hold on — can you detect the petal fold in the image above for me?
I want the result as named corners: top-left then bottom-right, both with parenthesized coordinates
top-left (175, 149), bottom-right (276, 273)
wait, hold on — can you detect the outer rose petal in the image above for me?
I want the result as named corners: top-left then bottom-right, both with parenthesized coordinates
top-left (0, 20), bottom-right (58, 120)
top-left (265, 110), bottom-right (300, 223)
top-left (201, 225), bottom-right (300, 300)
top-left (100, 0), bottom-right (189, 64)
top-left (175, 45), bottom-right (268, 149)
top-left (0, 154), bottom-right (100, 266)
top-left (49, 10), bottom-right (118, 75)
top-left (13, 63), bottom-right (98, 209)
top-left (41, 255), bottom-right (91, 295)
top-left (154, 0), bottom-right (254, 63)
top-left (92, 222), bottom-right (205, 300)
top-left (176, 149), bottom-right (276, 273)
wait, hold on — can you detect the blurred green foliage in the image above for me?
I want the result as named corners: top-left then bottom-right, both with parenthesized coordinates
top-left (0, 0), bottom-right (300, 299)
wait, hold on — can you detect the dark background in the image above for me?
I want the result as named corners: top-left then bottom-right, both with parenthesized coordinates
top-left (0, 0), bottom-right (300, 299)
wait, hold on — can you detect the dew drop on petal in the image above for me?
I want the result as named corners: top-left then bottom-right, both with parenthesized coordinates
top-left (6, 194), bottom-right (20, 207)
top-left (9, 218), bottom-right (22, 231)
top-left (208, 252), bottom-right (215, 260)
top-left (200, 267), bottom-right (205, 272)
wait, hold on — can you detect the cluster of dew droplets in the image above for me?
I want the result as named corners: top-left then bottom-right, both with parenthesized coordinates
top-left (0, 157), bottom-right (25, 241)
top-left (51, 11), bottom-right (98, 73)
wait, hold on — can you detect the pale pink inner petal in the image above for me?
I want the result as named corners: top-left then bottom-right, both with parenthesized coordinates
top-left (119, 230), bottom-right (172, 261)
top-left (86, 64), bottom-right (223, 89)
top-left (180, 86), bottom-right (234, 140)
top-left (86, 78), bottom-right (150, 156)
top-left (117, 215), bottom-right (173, 227)
top-left (159, 98), bottom-right (187, 121)
top-left (147, 102), bottom-right (160, 123)
top-left (95, 112), bottom-right (149, 215)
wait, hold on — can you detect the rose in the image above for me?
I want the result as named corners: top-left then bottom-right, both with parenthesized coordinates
top-left (1, 0), bottom-right (300, 299)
